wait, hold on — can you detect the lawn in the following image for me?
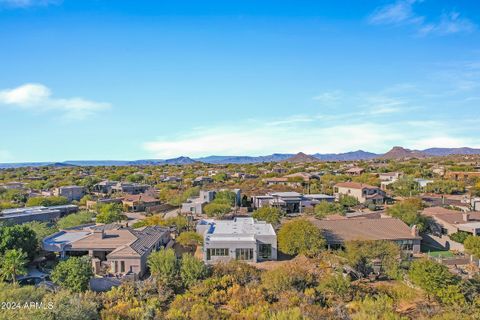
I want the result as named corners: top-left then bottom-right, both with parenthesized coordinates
top-left (421, 243), bottom-right (455, 258)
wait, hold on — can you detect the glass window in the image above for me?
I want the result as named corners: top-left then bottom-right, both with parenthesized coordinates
top-left (258, 244), bottom-right (272, 259)
top-left (120, 261), bottom-right (125, 272)
top-left (235, 248), bottom-right (253, 260)
top-left (207, 248), bottom-right (229, 259)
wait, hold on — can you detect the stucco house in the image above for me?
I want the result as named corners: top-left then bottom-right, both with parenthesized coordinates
top-left (309, 216), bottom-right (421, 253)
top-left (423, 206), bottom-right (480, 236)
top-left (53, 185), bottom-right (85, 202)
top-left (334, 182), bottom-right (386, 204)
top-left (196, 217), bottom-right (277, 264)
top-left (43, 224), bottom-right (172, 278)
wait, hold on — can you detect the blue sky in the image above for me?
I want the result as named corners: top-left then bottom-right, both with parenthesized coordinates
top-left (0, 0), bottom-right (479, 162)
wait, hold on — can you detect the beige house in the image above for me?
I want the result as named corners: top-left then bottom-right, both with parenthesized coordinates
top-left (43, 224), bottom-right (172, 278)
top-left (309, 216), bottom-right (421, 253)
top-left (334, 182), bottom-right (386, 204)
top-left (423, 206), bottom-right (480, 236)
top-left (122, 193), bottom-right (161, 212)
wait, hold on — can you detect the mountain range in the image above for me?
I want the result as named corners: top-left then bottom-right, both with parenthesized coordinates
top-left (1, 147), bottom-right (480, 168)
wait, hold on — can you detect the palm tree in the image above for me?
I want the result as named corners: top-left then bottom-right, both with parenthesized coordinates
top-left (0, 249), bottom-right (28, 283)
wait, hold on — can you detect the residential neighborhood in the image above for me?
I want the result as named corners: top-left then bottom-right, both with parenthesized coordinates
top-left (2, 147), bottom-right (480, 318)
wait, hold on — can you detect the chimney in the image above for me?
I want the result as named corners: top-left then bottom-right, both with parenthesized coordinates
top-left (93, 229), bottom-right (104, 239)
top-left (411, 225), bottom-right (419, 237)
top-left (462, 213), bottom-right (470, 222)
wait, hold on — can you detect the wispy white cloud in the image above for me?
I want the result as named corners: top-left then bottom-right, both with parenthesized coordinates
top-left (0, 0), bottom-right (60, 8)
top-left (418, 11), bottom-right (476, 36)
top-left (143, 121), bottom-right (402, 158)
top-left (0, 83), bottom-right (111, 120)
top-left (368, 0), bottom-right (423, 26)
top-left (142, 114), bottom-right (480, 158)
top-left (368, 0), bottom-right (476, 36)
top-left (312, 90), bottom-right (343, 104)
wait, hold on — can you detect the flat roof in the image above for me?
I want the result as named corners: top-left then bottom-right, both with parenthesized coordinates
top-left (204, 217), bottom-right (275, 237)
top-left (44, 230), bottom-right (91, 246)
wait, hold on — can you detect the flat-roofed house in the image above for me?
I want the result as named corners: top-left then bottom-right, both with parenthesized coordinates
top-left (252, 192), bottom-right (335, 214)
top-left (334, 182), bottom-right (386, 204)
top-left (53, 185), bottom-right (85, 202)
top-left (0, 204), bottom-right (78, 225)
top-left (43, 224), bottom-right (172, 278)
top-left (196, 217), bottom-right (277, 264)
top-left (181, 190), bottom-right (216, 215)
top-left (309, 217), bottom-right (421, 253)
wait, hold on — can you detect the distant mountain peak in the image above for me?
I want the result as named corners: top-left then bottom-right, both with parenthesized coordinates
top-left (282, 152), bottom-right (319, 163)
top-left (380, 146), bottom-right (427, 159)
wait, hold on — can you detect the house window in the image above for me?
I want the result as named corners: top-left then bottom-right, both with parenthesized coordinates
top-left (120, 261), bottom-right (125, 273)
top-left (396, 240), bottom-right (414, 251)
top-left (207, 248), bottom-right (229, 260)
top-left (114, 261), bottom-right (118, 273)
top-left (258, 244), bottom-right (272, 259)
top-left (235, 248), bottom-right (253, 261)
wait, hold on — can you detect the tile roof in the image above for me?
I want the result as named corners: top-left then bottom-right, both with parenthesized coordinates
top-left (422, 207), bottom-right (480, 225)
top-left (309, 217), bottom-right (419, 244)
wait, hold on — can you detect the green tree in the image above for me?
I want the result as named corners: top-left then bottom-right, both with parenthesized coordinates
top-left (386, 198), bottom-right (428, 232)
top-left (51, 256), bottom-right (93, 292)
top-left (0, 249), bottom-right (28, 283)
top-left (95, 203), bottom-right (126, 224)
top-left (389, 177), bottom-right (420, 197)
top-left (0, 225), bottom-right (37, 260)
top-left (23, 221), bottom-right (58, 248)
top-left (277, 218), bottom-right (325, 257)
top-left (339, 195), bottom-right (359, 209)
top-left (147, 248), bottom-right (179, 285)
top-left (212, 173), bottom-right (227, 182)
top-left (314, 201), bottom-right (345, 219)
top-left (177, 231), bottom-right (203, 248)
top-left (26, 196), bottom-right (69, 207)
top-left (180, 253), bottom-right (208, 287)
top-left (425, 180), bottom-right (465, 194)
top-left (126, 174), bottom-right (144, 183)
top-left (214, 190), bottom-right (237, 206)
top-left (57, 211), bottom-right (94, 229)
top-left (464, 235), bottom-right (480, 257)
top-left (252, 207), bottom-right (282, 224)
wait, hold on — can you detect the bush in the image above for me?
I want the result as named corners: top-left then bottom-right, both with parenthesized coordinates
top-left (449, 231), bottom-right (470, 244)
top-left (203, 202), bottom-right (231, 218)
top-left (57, 211), bottom-right (94, 229)
top-left (180, 254), bottom-right (208, 287)
top-left (26, 196), bottom-right (69, 207)
top-left (408, 259), bottom-right (458, 296)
